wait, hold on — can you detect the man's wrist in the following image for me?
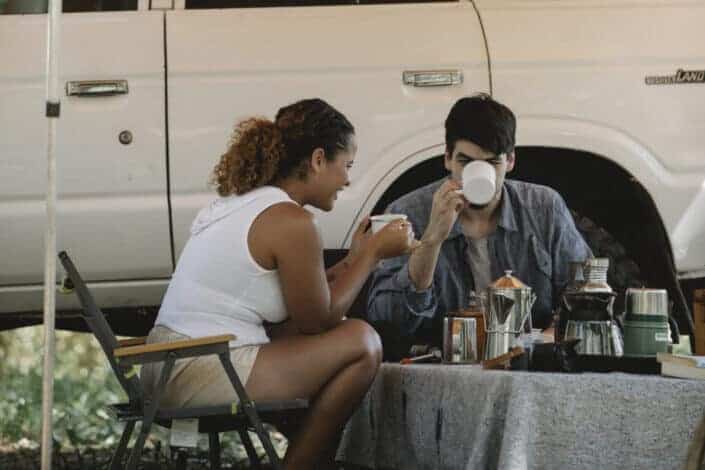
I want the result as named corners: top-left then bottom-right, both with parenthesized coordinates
top-left (420, 230), bottom-right (444, 248)
top-left (408, 234), bottom-right (443, 290)
top-left (408, 252), bottom-right (432, 291)
top-left (408, 271), bottom-right (431, 291)
top-left (395, 262), bottom-right (430, 293)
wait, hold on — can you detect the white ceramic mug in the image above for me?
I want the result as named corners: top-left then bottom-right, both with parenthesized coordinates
top-left (462, 160), bottom-right (496, 205)
top-left (370, 214), bottom-right (408, 234)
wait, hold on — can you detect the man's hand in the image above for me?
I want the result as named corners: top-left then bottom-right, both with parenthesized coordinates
top-left (407, 180), bottom-right (463, 291)
top-left (422, 179), bottom-right (464, 246)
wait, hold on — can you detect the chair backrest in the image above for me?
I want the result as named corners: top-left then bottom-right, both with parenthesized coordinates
top-left (58, 251), bottom-right (143, 408)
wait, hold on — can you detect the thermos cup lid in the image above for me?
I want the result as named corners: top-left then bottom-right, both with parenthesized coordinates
top-left (626, 288), bottom-right (668, 317)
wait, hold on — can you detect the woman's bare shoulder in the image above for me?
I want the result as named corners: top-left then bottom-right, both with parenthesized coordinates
top-left (263, 201), bottom-right (314, 223)
top-left (254, 202), bottom-right (319, 242)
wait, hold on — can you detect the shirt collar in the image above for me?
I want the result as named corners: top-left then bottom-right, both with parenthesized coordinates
top-left (447, 183), bottom-right (518, 240)
top-left (496, 184), bottom-right (519, 232)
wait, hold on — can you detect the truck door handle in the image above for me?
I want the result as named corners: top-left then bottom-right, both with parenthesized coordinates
top-left (66, 80), bottom-right (129, 97)
top-left (402, 70), bottom-right (463, 87)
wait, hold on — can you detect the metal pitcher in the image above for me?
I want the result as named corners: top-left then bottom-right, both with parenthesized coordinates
top-left (442, 316), bottom-right (480, 363)
top-left (482, 271), bottom-right (536, 360)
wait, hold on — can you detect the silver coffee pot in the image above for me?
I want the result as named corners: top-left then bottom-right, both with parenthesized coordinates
top-left (482, 271), bottom-right (536, 360)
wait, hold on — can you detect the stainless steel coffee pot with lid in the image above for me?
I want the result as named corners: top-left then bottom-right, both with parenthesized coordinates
top-left (482, 271), bottom-right (536, 360)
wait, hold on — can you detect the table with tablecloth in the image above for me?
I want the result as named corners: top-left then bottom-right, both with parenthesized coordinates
top-left (337, 363), bottom-right (705, 470)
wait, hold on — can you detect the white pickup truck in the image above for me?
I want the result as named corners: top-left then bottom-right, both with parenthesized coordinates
top-left (1, 0), bottom-right (704, 332)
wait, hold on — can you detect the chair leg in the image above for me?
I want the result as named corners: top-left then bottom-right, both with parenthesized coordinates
top-left (126, 422), bottom-right (153, 470)
top-left (250, 425), bottom-right (281, 470)
top-left (218, 353), bottom-right (283, 470)
top-left (109, 420), bottom-right (135, 470)
top-left (126, 356), bottom-right (175, 470)
top-left (238, 428), bottom-right (261, 469)
top-left (208, 432), bottom-right (221, 470)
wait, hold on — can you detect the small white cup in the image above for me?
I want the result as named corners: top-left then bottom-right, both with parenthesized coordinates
top-left (370, 214), bottom-right (408, 234)
top-left (462, 160), bottom-right (496, 205)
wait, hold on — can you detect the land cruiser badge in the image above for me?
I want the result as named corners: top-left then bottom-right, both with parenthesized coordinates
top-left (645, 69), bottom-right (705, 85)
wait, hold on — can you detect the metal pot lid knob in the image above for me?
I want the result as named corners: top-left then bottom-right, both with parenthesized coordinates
top-left (491, 270), bottom-right (528, 289)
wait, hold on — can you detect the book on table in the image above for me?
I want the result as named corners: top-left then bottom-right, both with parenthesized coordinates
top-left (657, 353), bottom-right (705, 380)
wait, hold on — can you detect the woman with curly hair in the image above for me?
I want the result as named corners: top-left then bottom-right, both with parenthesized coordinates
top-left (142, 98), bottom-right (417, 469)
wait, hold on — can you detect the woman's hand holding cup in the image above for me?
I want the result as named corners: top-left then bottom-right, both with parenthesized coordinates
top-left (369, 216), bottom-right (419, 260)
top-left (348, 216), bottom-right (373, 260)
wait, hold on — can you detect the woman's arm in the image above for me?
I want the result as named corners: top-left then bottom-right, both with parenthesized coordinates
top-left (325, 217), bottom-right (371, 283)
top-left (249, 203), bottom-right (365, 334)
top-left (250, 204), bottom-right (413, 335)
top-left (325, 255), bottom-right (354, 283)
top-left (264, 319), bottom-right (301, 340)
top-left (322, 217), bottom-right (416, 328)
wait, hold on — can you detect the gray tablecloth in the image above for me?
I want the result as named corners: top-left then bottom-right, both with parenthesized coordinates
top-left (337, 364), bottom-right (705, 470)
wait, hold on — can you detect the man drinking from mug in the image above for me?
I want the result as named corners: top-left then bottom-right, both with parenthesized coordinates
top-left (365, 94), bottom-right (592, 357)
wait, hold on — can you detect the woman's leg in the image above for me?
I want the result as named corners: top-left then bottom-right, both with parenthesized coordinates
top-left (244, 318), bottom-right (382, 469)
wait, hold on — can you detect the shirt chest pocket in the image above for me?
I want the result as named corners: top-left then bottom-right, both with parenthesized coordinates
top-left (529, 235), bottom-right (552, 280)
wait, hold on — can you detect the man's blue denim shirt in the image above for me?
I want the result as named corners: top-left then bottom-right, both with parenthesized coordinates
top-left (366, 178), bottom-right (592, 339)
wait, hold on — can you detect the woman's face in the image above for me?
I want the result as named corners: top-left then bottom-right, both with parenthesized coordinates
top-left (309, 136), bottom-right (356, 212)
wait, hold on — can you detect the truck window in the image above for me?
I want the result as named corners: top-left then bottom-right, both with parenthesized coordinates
top-left (1, 0), bottom-right (136, 14)
top-left (185, 0), bottom-right (455, 10)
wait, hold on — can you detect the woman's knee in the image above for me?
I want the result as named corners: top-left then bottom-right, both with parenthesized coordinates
top-left (343, 319), bottom-right (383, 366)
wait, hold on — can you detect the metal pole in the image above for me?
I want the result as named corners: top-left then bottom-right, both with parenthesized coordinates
top-left (41, 0), bottom-right (62, 467)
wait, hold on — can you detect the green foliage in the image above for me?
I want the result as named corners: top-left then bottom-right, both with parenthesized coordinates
top-left (0, 363), bottom-right (43, 443)
top-left (0, 326), bottom-right (287, 466)
top-left (0, 327), bottom-right (124, 449)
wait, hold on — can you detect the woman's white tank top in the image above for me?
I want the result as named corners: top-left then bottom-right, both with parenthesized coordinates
top-left (155, 186), bottom-right (295, 347)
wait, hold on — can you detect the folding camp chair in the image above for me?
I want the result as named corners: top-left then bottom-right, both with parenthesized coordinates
top-left (58, 251), bottom-right (308, 470)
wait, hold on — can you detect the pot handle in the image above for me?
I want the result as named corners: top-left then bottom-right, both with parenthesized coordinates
top-left (613, 311), bottom-right (624, 334)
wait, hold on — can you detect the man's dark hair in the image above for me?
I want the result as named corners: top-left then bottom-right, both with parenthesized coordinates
top-left (444, 93), bottom-right (516, 156)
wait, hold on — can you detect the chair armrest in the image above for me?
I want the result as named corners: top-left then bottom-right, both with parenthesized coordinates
top-left (117, 336), bottom-right (148, 348)
top-left (114, 334), bottom-right (236, 365)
